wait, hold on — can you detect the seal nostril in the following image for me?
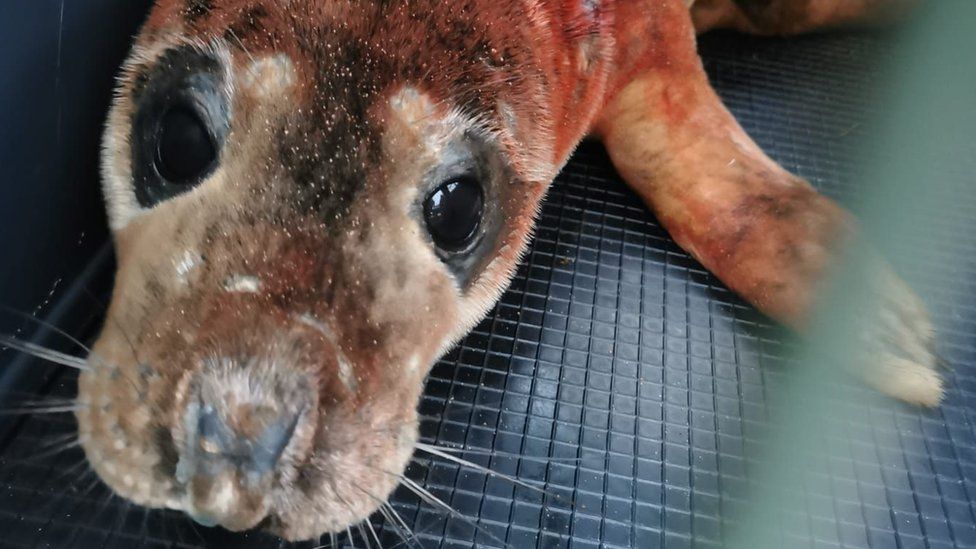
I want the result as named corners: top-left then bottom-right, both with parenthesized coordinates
top-left (186, 402), bottom-right (302, 478)
top-left (251, 411), bottom-right (302, 474)
top-left (197, 405), bottom-right (232, 455)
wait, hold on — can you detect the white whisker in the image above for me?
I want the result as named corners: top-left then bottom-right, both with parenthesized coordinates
top-left (6, 396), bottom-right (78, 407)
top-left (313, 531), bottom-right (338, 549)
top-left (364, 517), bottom-right (382, 549)
top-left (26, 439), bottom-right (81, 462)
top-left (397, 476), bottom-right (452, 515)
top-left (348, 481), bottom-right (416, 548)
top-left (377, 502), bottom-right (415, 549)
top-left (416, 442), bottom-right (586, 462)
top-left (398, 476), bottom-right (511, 549)
top-left (33, 295), bottom-right (145, 397)
top-left (225, 27), bottom-right (256, 64)
top-left (77, 473), bottom-right (104, 500)
top-left (4, 317), bottom-right (151, 405)
top-left (41, 457), bottom-right (88, 487)
top-left (31, 431), bottom-right (78, 452)
top-left (357, 522), bottom-right (373, 549)
top-left (0, 335), bottom-right (89, 371)
top-left (0, 305), bottom-right (93, 354)
top-left (415, 443), bottom-right (552, 496)
top-left (0, 404), bottom-right (82, 415)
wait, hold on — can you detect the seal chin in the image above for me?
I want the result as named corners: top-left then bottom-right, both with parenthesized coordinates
top-left (187, 512), bottom-right (220, 528)
top-left (178, 467), bottom-right (275, 532)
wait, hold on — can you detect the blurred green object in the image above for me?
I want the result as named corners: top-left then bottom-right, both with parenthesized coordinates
top-left (725, 2), bottom-right (976, 548)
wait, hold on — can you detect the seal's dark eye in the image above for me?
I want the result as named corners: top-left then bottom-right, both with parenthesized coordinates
top-left (131, 48), bottom-right (228, 208)
top-left (154, 105), bottom-right (216, 184)
top-left (423, 178), bottom-right (484, 250)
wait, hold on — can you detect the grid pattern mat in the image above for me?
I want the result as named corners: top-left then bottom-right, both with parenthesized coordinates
top-left (1, 30), bottom-right (974, 549)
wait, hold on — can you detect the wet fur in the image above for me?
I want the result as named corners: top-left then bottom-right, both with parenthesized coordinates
top-left (84, 0), bottom-right (938, 541)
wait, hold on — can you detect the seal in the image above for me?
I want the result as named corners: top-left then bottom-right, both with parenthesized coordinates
top-left (81, 0), bottom-right (937, 540)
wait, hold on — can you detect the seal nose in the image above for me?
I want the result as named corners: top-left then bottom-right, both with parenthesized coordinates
top-left (195, 403), bottom-right (299, 475)
top-left (175, 396), bottom-right (305, 531)
top-left (177, 399), bottom-right (302, 485)
top-left (174, 365), bottom-right (313, 530)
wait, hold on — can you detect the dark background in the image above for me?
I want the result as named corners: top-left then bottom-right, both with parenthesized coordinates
top-left (0, 0), bottom-right (151, 395)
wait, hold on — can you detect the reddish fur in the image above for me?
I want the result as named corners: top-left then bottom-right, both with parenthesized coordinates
top-left (83, 0), bottom-right (935, 540)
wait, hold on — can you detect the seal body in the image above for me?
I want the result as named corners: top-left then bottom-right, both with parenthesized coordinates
top-left (83, 0), bottom-right (937, 540)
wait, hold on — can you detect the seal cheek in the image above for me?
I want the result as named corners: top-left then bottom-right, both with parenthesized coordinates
top-left (298, 314), bottom-right (358, 393)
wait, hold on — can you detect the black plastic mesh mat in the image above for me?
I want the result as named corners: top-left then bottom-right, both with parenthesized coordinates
top-left (1, 30), bottom-right (974, 549)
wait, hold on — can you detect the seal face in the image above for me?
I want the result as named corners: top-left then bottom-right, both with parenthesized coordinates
top-left (86, 0), bottom-right (606, 540)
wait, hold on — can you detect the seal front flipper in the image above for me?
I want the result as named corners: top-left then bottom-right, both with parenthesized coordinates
top-left (594, 0), bottom-right (942, 405)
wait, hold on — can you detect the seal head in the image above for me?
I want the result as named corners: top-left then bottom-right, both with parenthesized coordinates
top-left (84, 0), bottom-right (610, 540)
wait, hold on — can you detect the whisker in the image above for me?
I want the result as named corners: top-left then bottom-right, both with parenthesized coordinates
top-left (92, 481), bottom-right (121, 525)
top-left (0, 404), bottom-right (83, 415)
top-left (364, 516), bottom-right (383, 549)
top-left (385, 503), bottom-right (414, 539)
top-left (0, 391), bottom-right (75, 403)
top-left (334, 489), bottom-right (369, 549)
top-left (25, 438), bottom-right (81, 463)
top-left (226, 27), bottom-right (256, 64)
top-left (0, 300), bottom-right (147, 393)
top-left (398, 475), bottom-right (511, 549)
top-left (19, 431), bottom-right (79, 458)
top-left (415, 443), bottom-right (552, 497)
top-left (0, 305), bottom-right (93, 354)
top-left (49, 473), bottom-right (106, 547)
top-left (3, 396), bottom-right (79, 407)
top-left (356, 522), bottom-right (373, 549)
top-left (64, 463), bottom-right (96, 495)
top-left (30, 460), bottom-right (99, 538)
top-left (77, 473), bottom-right (104, 501)
top-left (313, 531), bottom-right (338, 549)
top-left (0, 396), bottom-right (82, 414)
top-left (139, 507), bottom-right (150, 544)
top-left (28, 292), bottom-right (150, 402)
top-left (45, 456), bottom-right (89, 487)
top-left (0, 335), bottom-right (90, 371)
top-left (397, 476), bottom-right (451, 515)
top-left (376, 501), bottom-right (416, 549)
top-left (348, 480), bottom-right (417, 549)
top-left (417, 443), bottom-right (586, 463)
top-left (108, 499), bottom-right (135, 545)
top-left (346, 526), bottom-right (356, 548)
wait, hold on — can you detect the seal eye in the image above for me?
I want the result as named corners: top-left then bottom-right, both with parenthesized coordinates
top-left (131, 49), bottom-right (228, 208)
top-left (423, 178), bottom-right (484, 250)
top-left (154, 105), bottom-right (216, 184)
